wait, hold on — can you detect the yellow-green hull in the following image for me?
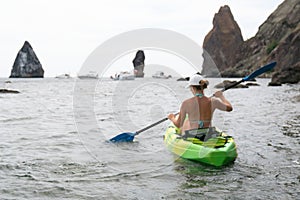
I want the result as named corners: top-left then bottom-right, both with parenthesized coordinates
top-left (163, 124), bottom-right (238, 167)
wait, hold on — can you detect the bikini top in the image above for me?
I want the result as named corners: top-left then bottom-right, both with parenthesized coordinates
top-left (195, 93), bottom-right (203, 98)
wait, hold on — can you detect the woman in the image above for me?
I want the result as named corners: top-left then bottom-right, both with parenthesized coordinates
top-left (168, 74), bottom-right (233, 134)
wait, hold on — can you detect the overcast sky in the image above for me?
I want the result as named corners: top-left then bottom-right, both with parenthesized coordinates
top-left (0, 0), bottom-right (283, 77)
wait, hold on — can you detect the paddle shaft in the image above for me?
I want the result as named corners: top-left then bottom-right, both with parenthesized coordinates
top-left (135, 112), bottom-right (180, 135)
top-left (221, 80), bottom-right (244, 92)
top-left (220, 61), bottom-right (276, 92)
top-left (135, 117), bottom-right (168, 135)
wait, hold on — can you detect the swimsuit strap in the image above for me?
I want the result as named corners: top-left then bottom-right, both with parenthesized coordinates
top-left (189, 119), bottom-right (205, 128)
top-left (198, 120), bottom-right (204, 128)
top-left (195, 93), bottom-right (203, 98)
top-left (195, 93), bottom-right (204, 127)
top-left (190, 120), bottom-right (211, 128)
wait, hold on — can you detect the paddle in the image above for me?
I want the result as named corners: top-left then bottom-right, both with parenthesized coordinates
top-left (221, 61), bottom-right (277, 91)
top-left (109, 117), bottom-right (172, 142)
top-left (109, 61), bottom-right (276, 143)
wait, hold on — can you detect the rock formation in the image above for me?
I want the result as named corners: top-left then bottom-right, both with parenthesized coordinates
top-left (10, 41), bottom-right (44, 78)
top-left (214, 80), bottom-right (248, 89)
top-left (0, 89), bottom-right (20, 93)
top-left (202, 5), bottom-right (243, 76)
top-left (132, 50), bottom-right (145, 77)
top-left (202, 0), bottom-right (300, 84)
top-left (239, 0), bottom-right (300, 85)
top-left (268, 17), bottom-right (300, 85)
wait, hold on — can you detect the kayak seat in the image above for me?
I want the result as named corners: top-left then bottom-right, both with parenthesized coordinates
top-left (183, 127), bottom-right (232, 148)
top-left (184, 127), bottom-right (221, 142)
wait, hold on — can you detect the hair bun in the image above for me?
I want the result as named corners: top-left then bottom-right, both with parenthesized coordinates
top-left (205, 80), bottom-right (209, 86)
top-left (199, 80), bottom-right (209, 86)
top-left (198, 80), bottom-right (209, 89)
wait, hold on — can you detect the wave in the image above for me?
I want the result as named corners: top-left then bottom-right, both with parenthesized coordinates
top-left (0, 116), bottom-right (34, 123)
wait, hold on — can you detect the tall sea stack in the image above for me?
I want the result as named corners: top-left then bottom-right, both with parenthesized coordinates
top-left (202, 5), bottom-right (243, 76)
top-left (10, 41), bottom-right (44, 78)
top-left (133, 50), bottom-right (145, 78)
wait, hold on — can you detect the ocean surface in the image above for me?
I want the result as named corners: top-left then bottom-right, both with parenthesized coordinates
top-left (0, 77), bottom-right (299, 200)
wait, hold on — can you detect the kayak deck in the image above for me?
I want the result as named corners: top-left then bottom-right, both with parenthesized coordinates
top-left (163, 124), bottom-right (237, 167)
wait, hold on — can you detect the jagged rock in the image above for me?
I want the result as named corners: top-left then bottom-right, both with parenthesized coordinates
top-left (202, 5), bottom-right (243, 76)
top-left (202, 0), bottom-right (300, 85)
top-left (0, 89), bottom-right (20, 93)
top-left (268, 82), bottom-right (282, 86)
top-left (10, 41), bottom-right (44, 78)
top-left (242, 0), bottom-right (300, 84)
top-left (214, 80), bottom-right (248, 89)
top-left (246, 82), bottom-right (260, 86)
top-left (268, 25), bottom-right (300, 84)
top-left (177, 77), bottom-right (188, 81)
top-left (132, 50), bottom-right (145, 78)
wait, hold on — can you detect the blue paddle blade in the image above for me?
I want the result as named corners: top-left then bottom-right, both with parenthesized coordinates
top-left (243, 62), bottom-right (276, 81)
top-left (109, 132), bottom-right (136, 143)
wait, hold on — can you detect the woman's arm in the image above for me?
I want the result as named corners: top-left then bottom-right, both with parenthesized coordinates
top-left (213, 91), bottom-right (233, 112)
top-left (168, 102), bottom-right (187, 128)
top-left (168, 113), bottom-right (180, 127)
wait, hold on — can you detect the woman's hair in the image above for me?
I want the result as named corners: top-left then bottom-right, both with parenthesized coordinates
top-left (193, 80), bottom-right (209, 90)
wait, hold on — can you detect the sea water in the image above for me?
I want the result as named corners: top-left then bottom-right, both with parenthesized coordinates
top-left (0, 77), bottom-right (299, 199)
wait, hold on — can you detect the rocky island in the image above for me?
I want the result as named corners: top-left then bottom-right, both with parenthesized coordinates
top-left (202, 0), bottom-right (300, 85)
top-left (9, 41), bottom-right (44, 78)
top-left (133, 50), bottom-right (145, 78)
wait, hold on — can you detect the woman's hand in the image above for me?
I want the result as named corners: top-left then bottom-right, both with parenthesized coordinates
top-left (168, 112), bottom-right (181, 128)
top-left (214, 90), bottom-right (224, 98)
top-left (168, 113), bottom-right (176, 121)
top-left (213, 91), bottom-right (233, 111)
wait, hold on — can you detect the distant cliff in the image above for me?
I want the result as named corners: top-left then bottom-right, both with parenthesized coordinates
top-left (10, 41), bottom-right (44, 78)
top-left (202, 0), bottom-right (300, 84)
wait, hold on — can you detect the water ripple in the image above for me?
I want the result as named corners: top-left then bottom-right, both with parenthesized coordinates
top-left (0, 78), bottom-right (299, 199)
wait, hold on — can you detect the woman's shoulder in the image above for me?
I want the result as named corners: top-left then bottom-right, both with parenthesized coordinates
top-left (181, 97), bottom-right (194, 107)
top-left (183, 96), bottom-right (196, 103)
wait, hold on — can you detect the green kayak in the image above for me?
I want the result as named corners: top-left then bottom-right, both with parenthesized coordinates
top-left (163, 123), bottom-right (237, 167)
